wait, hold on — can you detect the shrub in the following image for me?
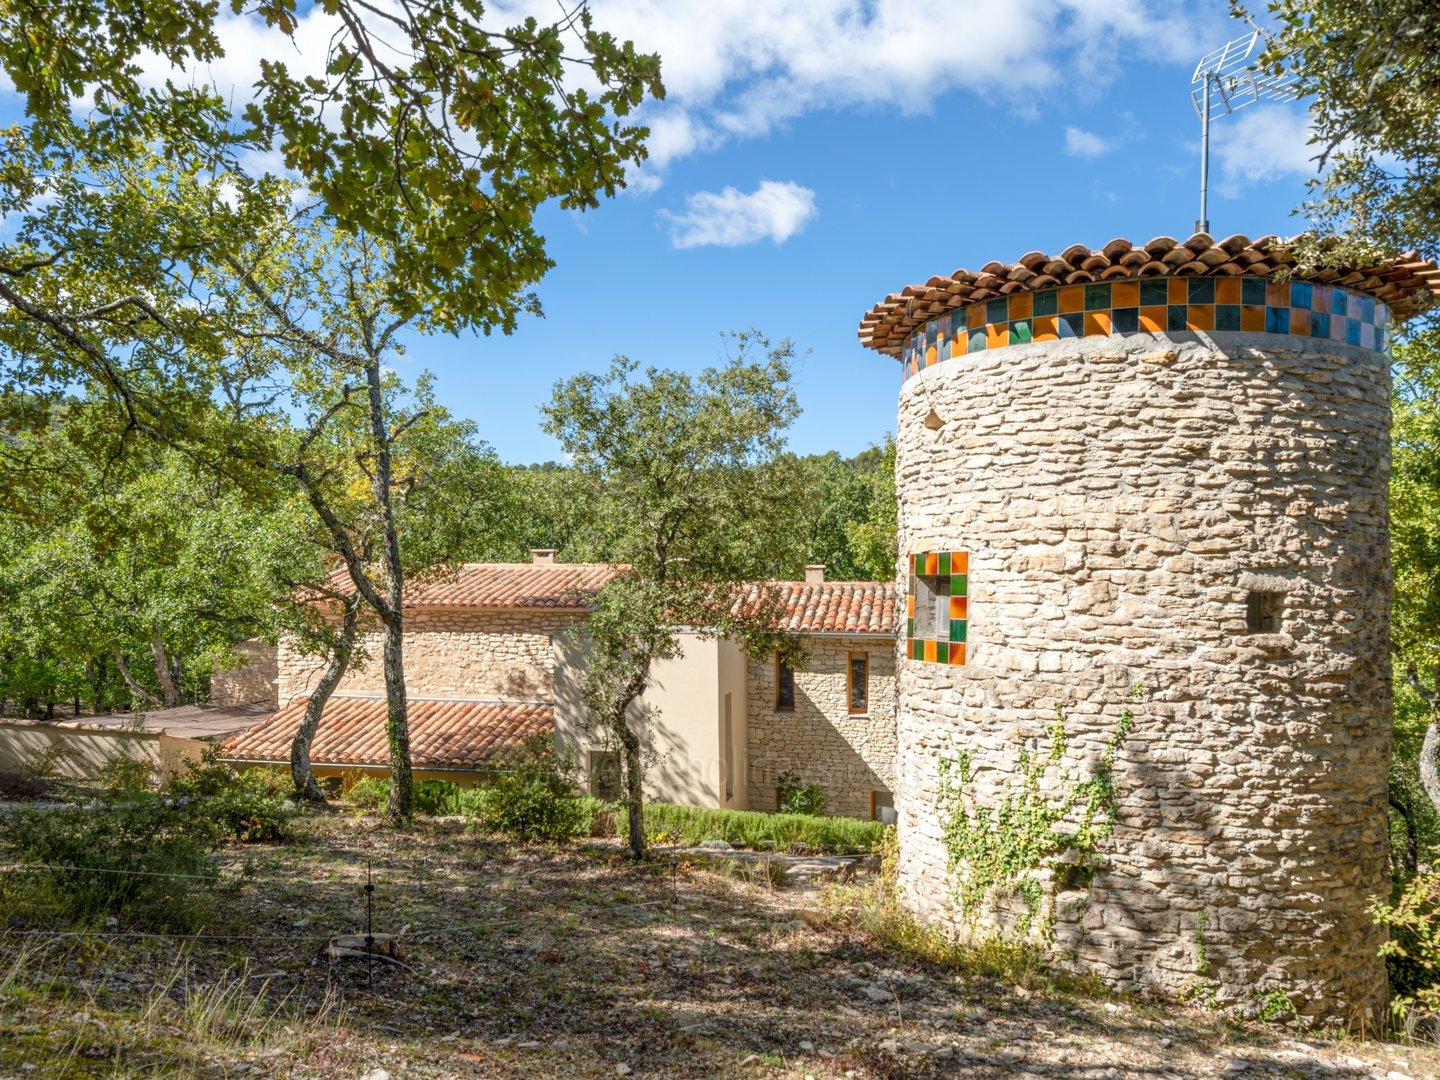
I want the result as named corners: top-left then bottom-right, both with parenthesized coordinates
top-left (1372, 870), bottom-right (1440, 1023)
top-left (776, 770), bottom-right (826, 816)
top-left (467, 735), bottom-right (588, 843)
top-left (0, 795), bottom-right (222, 930)
top-left (0, 768), bottom-right (49, 801)
top-left (621, 802), bottom-right (882, 855)
top-left (165, 753), bottom-right (295, 843)
top-left (345, 776), bottom-right (390, 812)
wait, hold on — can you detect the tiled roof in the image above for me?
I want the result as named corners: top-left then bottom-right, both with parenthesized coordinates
top-left (732, 581), bottom-right (899, 635)
top-left (220, 696), bottom-right (551, 769)
top-left (858, 233), bottom-right (1440, 357)
top-left (317, 562), bottom-right (626, 610)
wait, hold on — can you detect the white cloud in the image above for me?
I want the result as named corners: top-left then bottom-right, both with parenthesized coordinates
top-left (1212, 105), bottom-right (1320, 196)
top-left (1064, 126), bottom-right (1113, 157)
top-left (661, 181), bottom-right (817, 249)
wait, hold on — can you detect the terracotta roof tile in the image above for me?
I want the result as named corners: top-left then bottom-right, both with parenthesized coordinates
top-left (858, 234), bottom-right (1440, 357)
top-left (220, 697), bottom-right (551, 769)
top-left (317, 562), bottom-right (626, 611)
top-left (732, 581), bottom-right (899, 635)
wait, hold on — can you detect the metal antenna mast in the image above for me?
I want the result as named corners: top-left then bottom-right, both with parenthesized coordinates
top-left (1190, 29), bottom-right (1298, 234)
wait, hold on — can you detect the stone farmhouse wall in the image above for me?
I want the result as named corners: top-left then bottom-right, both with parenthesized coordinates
top-left (278, 609), bottom-right (584, 705)
top-left (211, 639), bottom-right (279, 708)
top-left (745, 636), bottom-right (897, 819)
top-left (893, 331), bottom-right (1391, 1026)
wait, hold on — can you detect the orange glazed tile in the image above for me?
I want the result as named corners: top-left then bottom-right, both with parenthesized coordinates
top-left (1241, 305), bottom-right (1266, 332)
top-left (924, 639), bottom-right (937, 663)
top-left (1008, 292), bottom-right (1033, 320)
top-left (1032, 314), bottom-right (1058, 342)
top-left (986, 323), bottom-right (1009, 350)
top-left (948, 643), bottom-right (966, 665)
top-left (1187, 305), bottom-right (1214, 331)
top-left (1084, 311), bottom-right (1112, 336)
top-left (1112, 281), bottom-right (1140, 308)
top-left (1291, 309), bottom-right (1310, 335)
top-left (967, 303), bottom-right (986, 329)
top-left (1168, 278), bottom-right (1187, 304)
top-left (925, 344), bottom-right (937, 366)
top-left (1216, 278), bottom-right (1242, 304)
top-left (1266, 281), bottom-right (1289, 306)
top-left (1058, 285), bottom-right (1084, 313)
top-left (951, 552), bottom-right (968, 573)
top-left (1140, 306), bottom-right (1167, 333)
top-left (925, 552), bottom-right (938, 575)
top-left (907, 594), bottom-right (915, 617)
top-left (950, 595), bottom-right (967, 620)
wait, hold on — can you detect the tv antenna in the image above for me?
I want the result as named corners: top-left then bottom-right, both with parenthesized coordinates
top-left (1190, 28), bottom-right (1299, 234)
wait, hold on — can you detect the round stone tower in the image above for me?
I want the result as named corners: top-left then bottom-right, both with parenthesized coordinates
top-left (857, 234), bottom-right (1439, 1026)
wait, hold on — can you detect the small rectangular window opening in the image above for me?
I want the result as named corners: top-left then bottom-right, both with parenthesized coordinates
top-left (589, 750), bottom-right (622, 800)
top-left (872, 789), bottom-right (896, 825)
top-left (775, 654), bottom-right (795, 710)
top-left (848, 652), bottom-right (869, 714)
top-left (1246, 591), bottom-right (1282, 634)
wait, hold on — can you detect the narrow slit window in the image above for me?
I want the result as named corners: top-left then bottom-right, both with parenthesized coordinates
top-left (589, 751), bottom-right (622, 800)
top-left (1246, 591), bottom-right (1282, 634)
top-left (848, 652), bottom-right (869, 714)
top-left (775, 654), bottom-right (795, 710)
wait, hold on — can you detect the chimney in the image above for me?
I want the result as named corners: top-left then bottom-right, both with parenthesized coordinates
top-left (531, 549), bottom-right (558, 565)
top-left (805, 564), bottom-right (826, 584)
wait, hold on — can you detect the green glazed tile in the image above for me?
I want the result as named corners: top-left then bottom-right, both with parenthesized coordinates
top-left (938, 551), bottom-right (951, 576)
top-left (1032, 289), bottom-right (1058, 316)
top-left (951, 573), bottom-right (967, 596)
top-left (949, 620), bottom-right (967, 643)
top-left (1009, 319), bottom-right (1032, 344)
top-left (1084, 283), bottom-right (1110, 311)
top-left (1140, 280), bottom-right (1169, 307)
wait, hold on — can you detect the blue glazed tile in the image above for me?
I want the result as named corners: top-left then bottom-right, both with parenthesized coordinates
top-left (1290, 281), bottom-right (1312, 309)
top-left (987, 297), bottom-right (1009, 325)
top-left (1059, 312), bottom-right (1083, 338)
top-left (1167, 304), bottom-right (1188, 332)
top-left (1113, 307), bottom-right (1139, 333)
top-left (1242, 279), bottom-right (1267, 306)
top-left (1346, 317), bottom-right (1361, 345)
top-left (1084, 283), bottom-right (1111, 311)
top-left (1362, 296), bottom-right (1376, 323)
top-left (1215, 304), bottom-right (1241, 331)
top-left (1032, 289), bottom-right (1058, 316)
top-left (1332, 288), bottom-right (1348, 314)
top-left (1310, 311), bottom-right (1330, 338)
top-left (1188, 278), bottom-right (1215, 304)
top-left (1140, 280), bottom-right (1169, 307)
top-left (1266, 306), bottom-right (1290, 334)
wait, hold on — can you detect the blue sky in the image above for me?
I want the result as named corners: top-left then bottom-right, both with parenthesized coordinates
top-left (4, 0), bottom-right (1327, 464)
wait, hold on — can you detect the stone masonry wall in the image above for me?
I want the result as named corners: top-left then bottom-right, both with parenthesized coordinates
top-left (212, 639), bottom-right (279, 708)
top-left (893, 332), bottom-right (1392, 1027)
top-left (277, 609), bottom-right (584, 704)
top-left (746, 637), bottom-right (897, 819)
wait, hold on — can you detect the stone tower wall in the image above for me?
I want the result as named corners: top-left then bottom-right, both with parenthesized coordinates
top-left (893, 330), bottom-right (1392, 1026)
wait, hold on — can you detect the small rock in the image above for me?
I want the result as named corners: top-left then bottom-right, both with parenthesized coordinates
top-left (738, 1054), bottom-right (762, 1066)
top-left (798, 1040), bottom-right (813, 1052)
top-left (1158, 1037), bottom-right (1172, 1048)
top-left (934, 1046), bottom-right (955, 1059)
top-left (516, 1041), bottom-right (540, 1050)
top-left (699, 839), bottom-right (733, 851)
top-left (1387, 1073), bottom-right (1414, 1080)
top-left (616, 1065), bottom-right (632, 1077)
top-left (861, 985), bottom-right (892, 1003)
top-left (360, 1071), bottom-right (391, 1080)
top-left (877, 1039), bottom-right (900, 1054)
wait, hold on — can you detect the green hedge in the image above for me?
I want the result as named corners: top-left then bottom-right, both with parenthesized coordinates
top-left (585, 800), bottom-right (882, 855)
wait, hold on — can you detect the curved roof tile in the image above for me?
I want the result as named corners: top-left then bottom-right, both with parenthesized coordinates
top-left (858, 234), bottom-right (1440, 357)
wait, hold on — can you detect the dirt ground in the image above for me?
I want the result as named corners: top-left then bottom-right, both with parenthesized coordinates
top-left (2, 813), bottom-right (1439, 1079)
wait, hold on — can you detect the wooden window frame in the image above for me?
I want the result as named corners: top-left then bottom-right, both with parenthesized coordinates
top-left (847, 651), bottom-right (869, 715)
top-left (774, 652), bottom-right (795, 711)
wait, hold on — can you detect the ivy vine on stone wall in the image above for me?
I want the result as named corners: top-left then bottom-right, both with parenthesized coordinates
top-left (936, 692), bottom-right (1136, 938)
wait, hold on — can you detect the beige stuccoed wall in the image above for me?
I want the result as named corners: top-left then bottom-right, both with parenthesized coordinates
top-left (0, 722), bottom-right (205, 781)
top-left (278, 609), bottom-right (584, 704)
top-left (745, 637), bottom-right (897, 819)
top-left (892, 331), bottom-right (1391, 1026)
top-left (553, 631), bottom-right (740, 807)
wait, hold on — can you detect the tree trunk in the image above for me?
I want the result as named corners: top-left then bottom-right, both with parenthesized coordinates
top-left (291, 599), bottom-right (360, 802)
top-left (1421, 717), bottom-right (1440, 818)
top-left (615, 705), bottom-right (645, 860)
top-left (113, 649), bottom-right (163, 708)
top-left (365, 355), bottom-right (412, 825)
top-left (150, 634), bottom-right (180, 708)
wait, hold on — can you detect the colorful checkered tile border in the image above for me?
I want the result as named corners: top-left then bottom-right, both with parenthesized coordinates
top-left (900, 278), bottom-right (1391, 381)
top-left (906, 551), bottom-right (967, 666)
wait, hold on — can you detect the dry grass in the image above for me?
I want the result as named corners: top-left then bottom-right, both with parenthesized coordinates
top-left (2, 814), bottom-right (1438, 1079)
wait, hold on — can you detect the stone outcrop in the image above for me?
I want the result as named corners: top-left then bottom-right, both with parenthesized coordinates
top-left (893, 331), bottom-right (1392, 1027)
